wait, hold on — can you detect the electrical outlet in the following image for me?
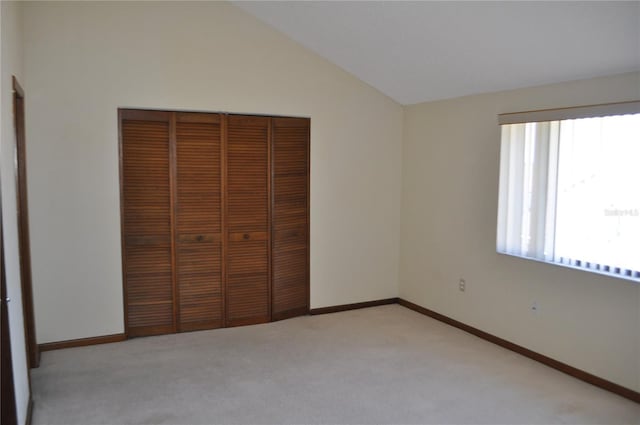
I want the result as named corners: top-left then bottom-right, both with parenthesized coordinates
top-left (459, 279), bottom-right (466, 292)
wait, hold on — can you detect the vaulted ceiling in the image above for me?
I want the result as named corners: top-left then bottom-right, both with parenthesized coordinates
top-left (235, 1), bottom-right (640, 105)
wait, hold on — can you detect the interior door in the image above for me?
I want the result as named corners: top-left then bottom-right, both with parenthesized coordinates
top-left (175, 112), bottom-right (223, 331)
top-left (225, 115), bottom-right (271, 326)
top-left (120, 110), bottom-right (175, 337)
top-left (271, 117), bottom-right (310, 320)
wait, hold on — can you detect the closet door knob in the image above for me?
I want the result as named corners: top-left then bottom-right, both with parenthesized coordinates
top-left (243, 233), bottom-right (250, 240)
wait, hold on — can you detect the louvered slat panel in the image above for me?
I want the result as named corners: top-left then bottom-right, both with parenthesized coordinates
top-left (273, 227), bottom-right (306, 314)
top-left (128, 302), bottom-right (173, 329)
top-left (226, 115), bottom-right (270, 326)
top-left (121, 114), bottom-right (174, 334)
top-left (227, 116), bottom-right (269, 234)
top-left (227, 240), bottom-right (269, 322)
top-left (274, 175), bottom-right (307, 226)
top-left (175, 117), bottom-right (223, 331)
top-left (271, 117), bottom-right (309, 320)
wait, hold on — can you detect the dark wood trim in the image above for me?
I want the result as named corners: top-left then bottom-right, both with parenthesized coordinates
top-left (117, 109), bottom-right (129, 338)
top-left (309, 298), bottom-right (399, 315)
top-left (38, 333), bottom-right (126, 352)
top-left (25, 396), bottom-right (33, 425)
top-left (397, 298), bottom-right (640, 404)
top-left (13, 77), bottom-right (39, 369)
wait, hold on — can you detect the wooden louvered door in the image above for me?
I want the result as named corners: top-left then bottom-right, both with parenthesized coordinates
top-left (120, 110), bottom-right (175, 337)
top-left (225, 115), bottom-right (271, 327)
top-left (121, 109), bottom-right (309, 337)
top-left (175, 112), bottom-right (223, 332)
top-left (271, 117), bottom-right (310, 320)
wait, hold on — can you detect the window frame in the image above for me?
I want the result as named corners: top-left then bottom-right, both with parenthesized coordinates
top-left (497, 100), bottom-right (640, 284)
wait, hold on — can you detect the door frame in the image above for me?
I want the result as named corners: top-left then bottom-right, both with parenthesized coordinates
top-left (13, 76), bottom-right (39, 368)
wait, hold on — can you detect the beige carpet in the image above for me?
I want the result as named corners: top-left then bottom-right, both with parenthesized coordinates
top-left (31, 305), bottom-right (639, 424)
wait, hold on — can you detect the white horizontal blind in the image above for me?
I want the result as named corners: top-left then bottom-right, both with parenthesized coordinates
top-left (497, 102), bottom-right (640, 281)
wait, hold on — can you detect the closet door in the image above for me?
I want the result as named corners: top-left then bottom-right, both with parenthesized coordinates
top-left (175, 113), bottom-right (223, 331)
top-left (120, 110), bottom-right (175, 337)
top-left (225, 115), bottom-right (271, 326)
top-left (271, 117), bottom-right (310, 320)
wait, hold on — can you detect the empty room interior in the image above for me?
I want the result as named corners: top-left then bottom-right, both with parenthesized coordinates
top-left (1, 1), bottom-right (639, 424)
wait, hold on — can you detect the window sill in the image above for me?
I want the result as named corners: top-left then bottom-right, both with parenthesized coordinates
top-left (497, 251), bottom-right (640, 284)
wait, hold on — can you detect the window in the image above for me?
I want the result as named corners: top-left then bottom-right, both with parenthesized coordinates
top-left (497, 101), bottom-right (640, 282)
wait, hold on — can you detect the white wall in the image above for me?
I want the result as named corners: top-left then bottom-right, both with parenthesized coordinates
top-left (400, 72), bottom-right (640, 391)
top-left (22, 1), bottom-right (403, 343)
top-left (1, 2), bottom-right (30, 424)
